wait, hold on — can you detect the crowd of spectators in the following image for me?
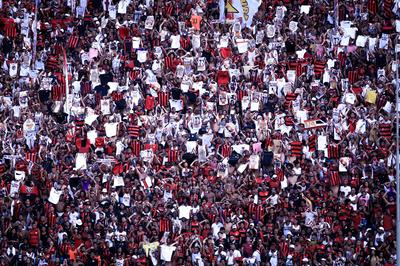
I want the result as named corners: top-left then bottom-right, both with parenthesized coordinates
top-left (0, 0), bottom-right (399, 265)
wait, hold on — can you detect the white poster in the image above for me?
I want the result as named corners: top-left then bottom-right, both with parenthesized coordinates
top-left (224, 0), bottom-right (262, 27)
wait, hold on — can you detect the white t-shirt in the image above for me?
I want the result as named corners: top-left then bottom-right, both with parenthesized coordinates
top-left (115, 231), bottom-right (127, 242)
top-left (340, 185), bottom-right (351, 197)
top-left (178, 205), bottom-right (192, 219)
top-left (191, 252), bottom-right (204, 266)
top-left (348, 194), bottom-right (358, 210)
top-left (171, 35), bottom-right (181, 49)
top-left (121, 193), bottom-right (130, 206)
top-left (69, 211), bottom-right (79, 224)
top-left (137, 50), bottom-right (148, 63)
top-left (212, 222), bottom-right (224, 238)
top-left (104, 122), bottom-right (118, 137)
top-left (269, 250), bottom-right (278, 266)
top-left (192, 34), bottom-right (201, 49)
top-left (160, 245), bottom-right (176, 262)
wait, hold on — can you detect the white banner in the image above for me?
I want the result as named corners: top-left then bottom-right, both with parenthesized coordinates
top-left (221, 0), bottom-right (261, 27)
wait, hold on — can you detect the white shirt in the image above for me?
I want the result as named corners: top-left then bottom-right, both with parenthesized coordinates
top-left (160, 245), bottom-right (176, 262)
top-left (269, 250), bottom-right (278, 266)
top-left (170, 35), bottom-right (181, 49)
top-left (115, 231), bottom-right (127, 242)
top-left (340, 185), bottom-right (351, 197)
top-left (178, 205), bottom-right (192, 219)
top-left (104, 122), bottom-right (118, 137)
top-left (191, 252), bottom-right (204, 266)
top-left (68, 211), bottom-right (79, 223)
top-left (212, 222), bottom-right (224, 238)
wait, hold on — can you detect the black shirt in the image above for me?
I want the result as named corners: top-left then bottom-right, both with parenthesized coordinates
top-left (99, 72), bottom-right (113, 85)
top-left (94, 84), bottom-right (110, 97)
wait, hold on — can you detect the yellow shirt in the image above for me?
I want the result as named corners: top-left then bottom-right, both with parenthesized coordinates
top-left (142, 241), bottom-right (160, 256)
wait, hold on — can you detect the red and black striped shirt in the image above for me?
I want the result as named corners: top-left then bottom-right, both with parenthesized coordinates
top-left (313, 60), bottom-right (326, 77)
top-left (157, 91), bottom-right (169, 107)
top-left (291, 141), bottom-right (302, 158)
top-left (68, 35), bottom-right (79, 48)
top-left (330, 171), bottom-right (341, 186)
top-left (52, 85), bottom-right (66, 101)
top-left (46, 56), bottom-right (59, 70)
top-left (219, 144), bottom-right (232, 158)
top-left (308, 135), bottom-right (317, 152)
top-left (129, 69), bottom-right (141, 80)
top-left (25, 152), bottom-right (37, 163)
top-left (128, 125), bottom-right (140, 138)
top-left (167, 148), bottom-right (179, 163)
top-left (347, 70), bottom-right (359, 84)
top-left (131, 140), bottom-right (141, 156)
top-left (379, 122), bottom-right (392, 139)
top-left (327, 144), bottom-right (339, 159)
top-left (368, 0), bottom-right (378, 15)
top-left (3, 19), bottom-right (17, 38)
top-left (383, 0), bottom-right (393, 17)
top-left (160, 217), bottom-right (172, 232)
top-left (180, 36), bottom-right (191, 50)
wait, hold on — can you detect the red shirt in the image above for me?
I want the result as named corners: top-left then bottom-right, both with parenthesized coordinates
top-left (76, 138), bottom-right (91, 153)
top-left (383, 214), bottom-right (394, 230)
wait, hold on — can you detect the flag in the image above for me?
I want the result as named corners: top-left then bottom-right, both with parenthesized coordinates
top-left (63, 48), bottom-right (70, 121)
top-left (219, 0), bottom-right (226, 22)
top-left (221, 0), bottom-right (261, 28)
top-left (141, 176), bottom-right (153, 189)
